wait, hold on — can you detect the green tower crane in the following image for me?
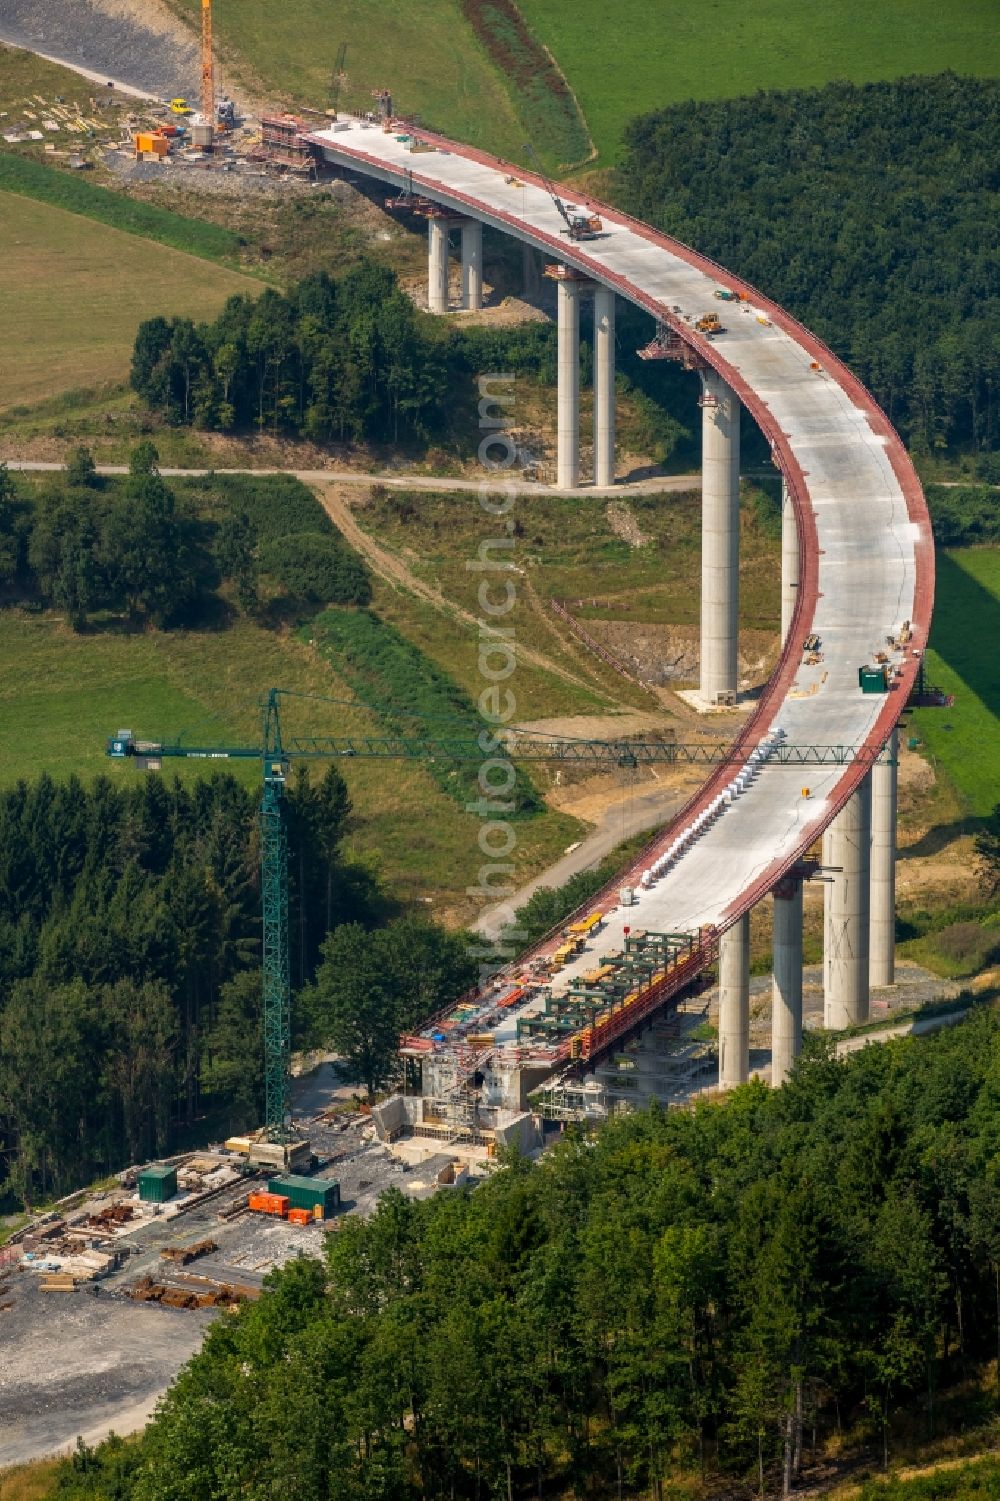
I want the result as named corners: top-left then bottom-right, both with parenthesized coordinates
top-left (107, 689), bottom-right (887, 1146)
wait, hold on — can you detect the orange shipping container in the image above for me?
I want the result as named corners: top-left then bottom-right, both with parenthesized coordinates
top-left (287, 1208), bottom-right (311, 1226)
top-left (135, 133), bottom-right (169, 157)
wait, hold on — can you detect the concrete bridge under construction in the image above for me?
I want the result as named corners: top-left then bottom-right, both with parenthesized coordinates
top-left (305, 115), bottom-right (934, 1135)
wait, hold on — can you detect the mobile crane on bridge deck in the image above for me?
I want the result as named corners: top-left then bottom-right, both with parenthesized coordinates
top-left (107, 689), bottom-right (892, 1155)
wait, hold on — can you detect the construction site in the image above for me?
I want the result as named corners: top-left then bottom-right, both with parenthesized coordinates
top-left (0, 1057), bottom-right (508, 1467)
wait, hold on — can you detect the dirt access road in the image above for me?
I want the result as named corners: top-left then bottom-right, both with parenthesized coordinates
top-left (472, 771), bottom-right (702, 937)
top-left (6, 460), bottom-right (701, 502)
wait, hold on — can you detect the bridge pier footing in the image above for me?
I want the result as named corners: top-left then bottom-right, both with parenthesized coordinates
top-left (771, 878), bottom-right (803, 1086)
top-left (557, 279), bottom-right (581, 489)
top-left (781, 478), bottom-right (799, 646)
top-left (824, 779), bottom-right (871, 1029)
top-left (700, 370), bottom-right (741, 705)
top-left (593, 287), bottom-right (616, 487)
top-left (869, 729), bottom-right (898, 988)
top-left (718, 913), bottom-right (750, 1088)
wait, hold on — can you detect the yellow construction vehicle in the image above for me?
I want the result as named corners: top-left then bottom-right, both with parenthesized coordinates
top-left (695, 312), bottom-right (724, 335)
top-left (170, 98), bottom-right (193, 114)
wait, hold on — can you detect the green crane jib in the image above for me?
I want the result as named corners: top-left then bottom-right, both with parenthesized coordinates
top-left (106, 688), bottom-right (888, 1144)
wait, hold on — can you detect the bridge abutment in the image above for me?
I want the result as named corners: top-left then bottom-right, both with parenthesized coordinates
top-left (700, 370), bottom-right (741, 705)
top-left (824, 779), bottom-right (872, 1028)
top-left (718, 912), bottom-right (750, 1087)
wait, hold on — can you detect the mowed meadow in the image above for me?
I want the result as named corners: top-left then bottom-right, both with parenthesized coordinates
top-left (910, 547), bottom-right (1000, 819)
top-left (0, 191), bottom-right (260, 411)
top-left (170, 0), bottom-right (999, 165)
top-left (517, 0), bottom-right (1000, 159)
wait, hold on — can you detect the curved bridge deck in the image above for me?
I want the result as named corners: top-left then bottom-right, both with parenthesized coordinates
top-left (307, 118), bottom-right (933, 1068)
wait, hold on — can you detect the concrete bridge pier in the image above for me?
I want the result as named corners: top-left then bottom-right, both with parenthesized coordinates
top-left (869, 729), bottom-right (898, 988)
top-left (700, 370), bottom-right (741, 705)
top-left (461, 219), bottom-right (483, 311)
top-left (593, 287), bottom-right (616, 487)
top-left (557, 278), bottom-right (582, 489)
top-left (781, 478), bottom-right (799, 645)
top-left (718, 912), bottom-right (750, 1087)
top-left (771, 877), bottom-right (803, 1086)
top-left (427, 218), bottom-right (450, 313)
top-left (824, 780), bottom-right (872, 1028)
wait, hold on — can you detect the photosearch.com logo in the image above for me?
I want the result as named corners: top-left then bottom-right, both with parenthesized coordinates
top-left (466, 373), bottom-right (527, 984)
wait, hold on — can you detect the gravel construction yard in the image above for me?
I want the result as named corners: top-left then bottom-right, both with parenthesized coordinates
top-left (0, 1072), bottom-right (425, 1469)
top-left (0, 1277), bottom-right (214, 1468)
top-left (0, 0), bottom-right (197, 101)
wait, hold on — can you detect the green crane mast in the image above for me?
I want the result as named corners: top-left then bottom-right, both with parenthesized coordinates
top-left (107, 688), bottom-right (888, 1144)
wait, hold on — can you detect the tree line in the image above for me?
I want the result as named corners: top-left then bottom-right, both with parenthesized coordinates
top-left (0, 768), bottom-right (468, 1205)
top-left (53, 1007), bottom-right (1000, 1499)
top-left (0, 451), bottom-right (371, 629)
top-left (134, 263), bottom-right (469, 443)
top-left (128, 257), bottom-right (572, 449)
top-left (619, 73), bottom-right (1000, 458)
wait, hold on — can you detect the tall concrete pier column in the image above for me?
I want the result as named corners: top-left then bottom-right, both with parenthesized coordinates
top-left (824, 780), bottom-right (872, 1029)
top-left (460, 219), bottom-right (483, 311)
top-left (771, 879), bottom-right (803, 1086)
top-left (428, 219), bottom-right (449, 314)
top-left (556, 278), bottom-right (581, 489)
top-left (781, 479), bottom-right (799, 646)
top-left (718, 913), bottom-right (750, 1088)
top-left (700, 369), bottom-right (741, 704)
top-left (870, 729), bottom-right (898, 988)
top-left (593, 287), bottom-right (616, 487)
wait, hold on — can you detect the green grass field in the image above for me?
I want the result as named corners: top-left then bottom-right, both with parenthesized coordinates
top-left (0, 191), bottom-right (261, 412)
top-left (517, 0), bottom-right (999, 160)
top-left (0, 154), bottom-right (247, 266)
top-left (168, 0), bottom-right (999, 167)
top-left (0, 608), bottom-right (582, 917)
top-left (169, 0), bottom-right (530, 161)
top-left (910, 548), bottom-right (999, 819)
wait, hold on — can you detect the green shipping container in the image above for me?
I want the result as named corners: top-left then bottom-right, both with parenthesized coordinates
top-left (858, 665), bottom-right (888, 694)
top-left (267, 1175), bottom-right (340, 1218)
top-left (138, 1164), bottom-right (178, 1204)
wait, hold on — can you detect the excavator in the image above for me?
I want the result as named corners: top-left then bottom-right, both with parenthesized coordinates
top-left (523, 143), bottom-right (603, 241)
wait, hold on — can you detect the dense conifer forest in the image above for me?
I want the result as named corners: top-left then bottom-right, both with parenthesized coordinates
top-left (0, 765), bottom-right (477, 1204)
top-left (620, 74), bottom-right (999, 458)
top-left (128, 261), bottom-right (556, 444)
top-left (50, 1009), bottom-right (1000, 1499)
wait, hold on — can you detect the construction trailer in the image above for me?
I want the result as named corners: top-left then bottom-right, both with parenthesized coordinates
top-left (267, 1175), bottom-right (340, 1218)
